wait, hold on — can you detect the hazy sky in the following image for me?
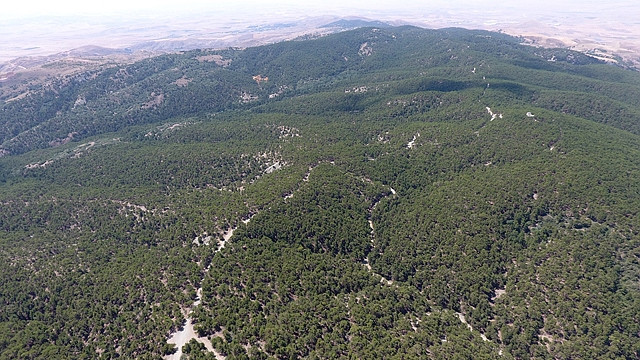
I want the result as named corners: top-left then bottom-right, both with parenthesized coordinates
top-left (3, 0), bottom-right (636, 19)
top-left (5, 0), bottom-right (407, 18)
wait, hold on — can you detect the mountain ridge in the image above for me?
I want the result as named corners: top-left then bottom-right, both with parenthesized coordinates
top-left (4, 25), bottom-right (634, 158)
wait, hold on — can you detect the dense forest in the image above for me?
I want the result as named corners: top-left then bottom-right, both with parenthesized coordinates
top-left (1, 26), bottom-right (639, 359)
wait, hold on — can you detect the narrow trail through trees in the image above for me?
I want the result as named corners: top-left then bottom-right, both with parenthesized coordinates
top-left (363, 182), bottom-right (397, 285)
top-left (164, 215), bottom-right (254, 360)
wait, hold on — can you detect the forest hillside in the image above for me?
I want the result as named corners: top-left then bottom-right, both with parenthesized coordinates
top-left (1, 26), bottom-right (639, 359)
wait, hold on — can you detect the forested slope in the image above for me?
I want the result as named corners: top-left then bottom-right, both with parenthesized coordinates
top-left (1, 26), bottom-right (639, 359)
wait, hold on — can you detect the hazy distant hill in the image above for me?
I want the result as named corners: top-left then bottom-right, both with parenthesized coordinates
top-left (0, 26), bottom-right (639, 359)
top-left (321, 19), bottom-right (391, 29)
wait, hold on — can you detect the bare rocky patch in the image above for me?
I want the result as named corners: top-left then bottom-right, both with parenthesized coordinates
top-left (173, 76), bottom-right (192, 87)
top-left (49, 132), bottom-right (78, 147)
top-left (358, 42), bottom-right (373, 57)
top-left (195, 54), bottom-right (231, 67)
top-left (142, 92), bottom-right (165, 109)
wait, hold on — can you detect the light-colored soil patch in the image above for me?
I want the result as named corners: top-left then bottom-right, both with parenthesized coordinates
top-left (195, 54), bottom-right (231, 66)
top-left (173, 76), bottom-right (192, 87)
top-left (240, 91), bottom-right (258, 103)
top-left (49, 132), bottom-right (78, 147)
top-left (358, 42), bottom-right (373, 56)
top-left (5, 91), bottom-right (30, 102)
top-left (25, 137), bottom-right (120, 168)
top-left (457, 312), bottom-right (489, 342)
top-left (407, 133), bottom-right (420, 149)
top-left (492, 288), bottom-right (506, 301)
top-left (252, 74), bottom-right (268, 84)
top-left (486, 107), bottom-right (503, 121)
top-left (165, 317), bottom-right (219, 360)
top-left (142, 92), bottom-right (164, 109)
top-left (264, 162), bottom-right (282, 174)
